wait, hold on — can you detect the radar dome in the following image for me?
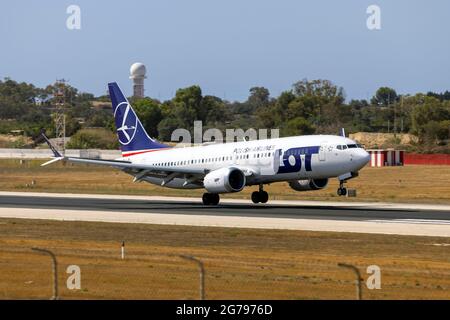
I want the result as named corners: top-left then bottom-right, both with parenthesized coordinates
top-left (130, 62), bottom-right (147, 78)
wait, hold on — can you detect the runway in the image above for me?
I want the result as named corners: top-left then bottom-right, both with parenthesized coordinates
top-left (0, 192), bottom-right (449, 237)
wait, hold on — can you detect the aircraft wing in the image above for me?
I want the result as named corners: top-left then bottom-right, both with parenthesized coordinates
top-left (40, 134), bottom-right (261, 186)
top-left (40, 134), bottom-right (206, 176)
top-left (44, 156), bottom-right (205, 174)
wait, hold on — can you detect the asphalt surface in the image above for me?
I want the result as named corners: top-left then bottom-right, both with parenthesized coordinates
top-left (0, 194), bottom-right (449, 222)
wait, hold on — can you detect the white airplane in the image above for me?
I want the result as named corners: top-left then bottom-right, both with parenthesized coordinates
top-left (42, 82), bottom-right (370, 205)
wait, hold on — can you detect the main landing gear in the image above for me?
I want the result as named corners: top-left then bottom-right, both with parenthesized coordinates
top-left (251, 184), bottom-right (269, 204)
top-left (202, 193), bottom-right (220, 205)
top-left (337, 180), bottom-right (347, 196)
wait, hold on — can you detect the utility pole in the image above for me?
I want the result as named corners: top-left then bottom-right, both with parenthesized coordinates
top-left (387, 92), bottom-right (390, 134)
top-left (400, 95), bottom-right (404, 132)
top-left (53, 79), bottom-right (67, 156)
top-left (393, 94), bottom-right (397, 136)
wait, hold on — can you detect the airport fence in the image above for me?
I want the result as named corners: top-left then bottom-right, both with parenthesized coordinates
top-left (1, 245), bottom-right (449, 300)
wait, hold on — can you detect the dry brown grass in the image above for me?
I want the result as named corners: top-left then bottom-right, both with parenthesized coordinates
top-left (0, 159), bottom-right (449, 204)
top-left (0, 219), bottom-right (449, 300)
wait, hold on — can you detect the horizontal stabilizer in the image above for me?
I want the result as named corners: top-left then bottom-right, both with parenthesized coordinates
top-left (41, 157), bottom-right (64, 167)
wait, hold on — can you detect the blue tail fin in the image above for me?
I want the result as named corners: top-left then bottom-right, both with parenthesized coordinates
top-left (108, 82), bottom-right (169, 157)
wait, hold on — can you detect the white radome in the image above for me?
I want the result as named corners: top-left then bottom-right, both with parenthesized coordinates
top-left (130, 62), bottom-right (147, 78)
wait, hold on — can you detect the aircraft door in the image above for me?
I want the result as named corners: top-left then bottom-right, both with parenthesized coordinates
top-left (319, 144), bottom-right (326, 161)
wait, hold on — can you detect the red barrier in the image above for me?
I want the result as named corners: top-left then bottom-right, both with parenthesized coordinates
top-left (404, 153), bottom-right (450, 165)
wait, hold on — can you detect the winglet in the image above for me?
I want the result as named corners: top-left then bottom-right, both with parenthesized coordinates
top-left (41, 133), bottom-right (62, 158)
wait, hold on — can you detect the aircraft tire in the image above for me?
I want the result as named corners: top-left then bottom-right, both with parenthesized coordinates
top-left (211, 193), bottom-right (220, 205)
top-left (251, 191), bottom-right (260, 204)
top-left (203, 193), bottom-right (220, 205)
top-left (260, 191), bottom-right (269, 203)
top-left (337, 187), bottom-right (347, 196)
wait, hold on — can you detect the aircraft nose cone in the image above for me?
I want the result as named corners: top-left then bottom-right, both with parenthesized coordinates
top-left (353, 149), bottom-right (370, 169)
top-left (362, 150), bottom-right (370, 164)
top-left (359, 150), bottom-right (370, 167)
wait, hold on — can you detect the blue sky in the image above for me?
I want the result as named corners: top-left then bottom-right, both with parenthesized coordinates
top-left (1, 0), bottom-right (449, 101)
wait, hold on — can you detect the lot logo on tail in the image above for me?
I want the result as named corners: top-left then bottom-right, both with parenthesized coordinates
top-left (108, 82), bottom-right (169, 155)
top-left (114, 102), bottom-right (138, 145)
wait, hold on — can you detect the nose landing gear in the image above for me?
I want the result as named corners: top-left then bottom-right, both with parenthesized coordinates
top-left (337, 181), bottom-right (347, 196)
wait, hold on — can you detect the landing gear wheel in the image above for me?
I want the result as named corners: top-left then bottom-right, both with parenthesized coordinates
top-left (337, 187), bottom-right (347, 196)
top-left (202, 193), bottom-right (220, 205)
top-left (251, 191), bottom-right (269, 204)
top-left (337, 179), bottom-right (348, 197)
top-left (251, 191), bottom-right (260, 204)
top-left (202, 193), bottom-right (210, 205)
top-left (260, 191), bottom-right (269, 203)
top-left (210, 193), bottom-right (220, 205)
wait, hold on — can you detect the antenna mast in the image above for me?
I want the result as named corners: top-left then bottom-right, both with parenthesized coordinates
top-left (53, 79), bottom-right (67, 156)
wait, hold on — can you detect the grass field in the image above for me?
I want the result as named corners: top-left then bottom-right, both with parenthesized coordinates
top-left (0, 159), bottom-right (449, 203)
top-left (1, 218), bottom-right (449, 300)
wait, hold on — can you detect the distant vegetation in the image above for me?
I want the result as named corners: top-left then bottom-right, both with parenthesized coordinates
top-left (67, 128), bottom-right (119, 150)
top-left (0, 77), bottom-right (449, 153)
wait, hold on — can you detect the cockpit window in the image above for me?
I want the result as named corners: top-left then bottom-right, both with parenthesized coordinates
top-left (336, 145), bottom-right (348, 150)
top-left (336, 145), bottom-right (342, 150)
top-left (347, 144), bottom-right (363, 149)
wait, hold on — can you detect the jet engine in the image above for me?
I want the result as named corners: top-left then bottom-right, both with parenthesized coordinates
top-left (288, 178), bottom-right (329, 191)
top-left (203, 167), bottom-right (246, 193)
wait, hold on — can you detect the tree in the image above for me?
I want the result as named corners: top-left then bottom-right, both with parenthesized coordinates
top-left (427, 91), bottom-right (450, 101)
top-left (67, 128), bottom-right (119, 149)
top-left (410, 96), bottom-right (450, 142)
top-left (173, 85), bottom-right (203, 125)
top-left (293, 79), bottom-right (345, 104)
top-left (371, 87), bottom-right (398, 107)
top-left (201, 95), bottom-right (231, 125)
top-left (348, 99), bottom-right (369, 109)
top-left (282, 117), bottom-right (315, 136)
top-left (421, 120), bottom-right (450, 144)
top-left (157, 117), bottom-right (184, 142)
top-left (133, 98), bottom-right (163, 138)
top-left (248, 87), bottom-right (270, 109)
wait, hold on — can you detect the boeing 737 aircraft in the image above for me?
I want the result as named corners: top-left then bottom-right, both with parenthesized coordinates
top-left (42, 82), bottom-right (370, 205)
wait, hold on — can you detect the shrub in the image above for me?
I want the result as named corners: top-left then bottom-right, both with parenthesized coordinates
top-left (67, 128), bottom-right (119, 149)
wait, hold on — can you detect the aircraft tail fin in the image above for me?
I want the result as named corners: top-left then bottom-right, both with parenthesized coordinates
top-left (107, 82), bottom-right (169, 157)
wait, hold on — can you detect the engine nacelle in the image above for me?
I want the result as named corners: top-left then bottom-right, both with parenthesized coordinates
top-left (289, 178), bottom-right (329, 191)
top-left (203, 167), bottom-right (246, 193)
